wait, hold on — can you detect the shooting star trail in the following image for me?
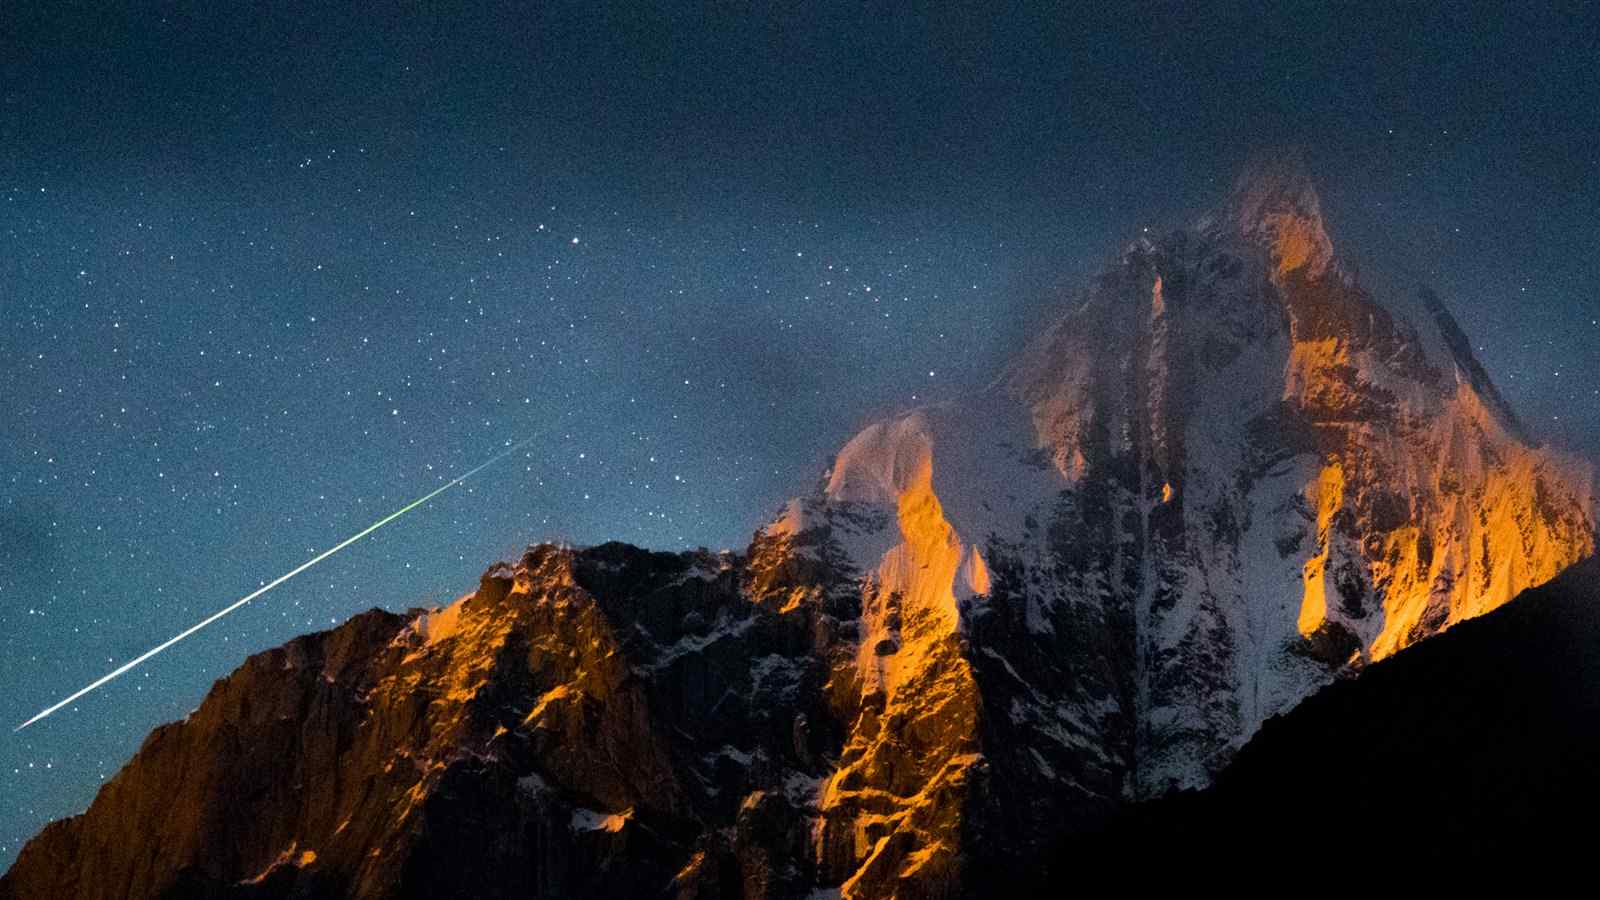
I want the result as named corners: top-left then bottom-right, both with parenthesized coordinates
top-left (14, 439), bottom-right (530, 733)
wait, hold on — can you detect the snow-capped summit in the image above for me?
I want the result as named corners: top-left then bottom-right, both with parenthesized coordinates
top-left (759, 151), bottom-right (1595, 887)
top-left (1220, 147), bottom-right (1334, 280)
top-left (5, 159), bottom-right (1593, 900)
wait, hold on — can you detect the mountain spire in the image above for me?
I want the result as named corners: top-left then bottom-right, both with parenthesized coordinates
top-left (1224, 147), bottom-right (1333, 280)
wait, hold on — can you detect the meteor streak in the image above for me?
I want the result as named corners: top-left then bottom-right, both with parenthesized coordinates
top-left (14, 439), bottom-right (529, 732)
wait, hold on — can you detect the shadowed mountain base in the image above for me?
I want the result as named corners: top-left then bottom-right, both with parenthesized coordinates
top-left (1064, 556), bottom-right (1600, 871)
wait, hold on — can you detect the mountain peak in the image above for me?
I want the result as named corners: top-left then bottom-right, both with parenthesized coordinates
top-left (1222, 148), bottom-right (1333, 279)
top-left (6, 157), bottom-right (1595, 900)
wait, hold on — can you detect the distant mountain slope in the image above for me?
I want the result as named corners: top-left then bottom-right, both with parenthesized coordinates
top-left (1069, 555), bottom-right (1600, 867)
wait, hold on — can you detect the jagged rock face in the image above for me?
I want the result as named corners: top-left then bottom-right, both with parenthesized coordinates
top-left (3, 545), bottom-right (852, 900)
top-left (763, 154), bottom-right (1596, 881)
top-left (4, 158), bottom-right (1595, 900)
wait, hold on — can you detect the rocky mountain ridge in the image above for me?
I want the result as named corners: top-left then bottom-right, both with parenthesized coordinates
top-left (4, 156), bottom-right (1593, 898)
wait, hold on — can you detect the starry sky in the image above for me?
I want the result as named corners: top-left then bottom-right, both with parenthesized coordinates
top-left (3, 1), bottom-right (1598, 867)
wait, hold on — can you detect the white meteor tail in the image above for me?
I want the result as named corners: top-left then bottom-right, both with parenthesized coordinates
top-left (14, 439), bottom-right (529, 733)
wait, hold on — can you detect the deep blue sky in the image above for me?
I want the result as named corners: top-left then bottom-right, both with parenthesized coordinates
top-left (3, 1), bottom-right (1598, 866)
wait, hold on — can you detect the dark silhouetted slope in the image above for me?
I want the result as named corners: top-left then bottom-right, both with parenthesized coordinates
top-left (1070, 555), bottom-right (1600, 868)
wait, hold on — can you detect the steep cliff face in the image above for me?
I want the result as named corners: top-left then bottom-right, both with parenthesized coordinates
top-left (761, 151), bottom-right (1595, 870)
top-left (4, 158), bottom-right (1594, 899)
top-left (3, 544), bottom-right (848, 900)
top-left (1009, 154), bottom-right (1594, 788)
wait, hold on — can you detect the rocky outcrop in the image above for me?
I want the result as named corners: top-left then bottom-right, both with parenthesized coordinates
top-left (4, 156), bottom-right (1593, 899)
top-left (1, 545), bottom-right (840, 899)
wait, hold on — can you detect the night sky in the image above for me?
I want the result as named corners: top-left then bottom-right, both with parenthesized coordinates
top-left (3, 2), bottom-right (1598, 865)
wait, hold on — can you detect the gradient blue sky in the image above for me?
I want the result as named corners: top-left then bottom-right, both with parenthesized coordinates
top-left (3, 2), bottom-right (1598, 866)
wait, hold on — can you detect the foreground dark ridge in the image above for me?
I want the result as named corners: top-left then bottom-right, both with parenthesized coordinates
top-left (1069, 554), bottom-right (1600, 867)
